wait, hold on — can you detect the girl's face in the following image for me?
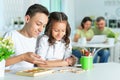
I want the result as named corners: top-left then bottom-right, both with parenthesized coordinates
top-left (52, 21), bottom-right (66, 41)
top-left (83, 21), bottom-right (92, 30)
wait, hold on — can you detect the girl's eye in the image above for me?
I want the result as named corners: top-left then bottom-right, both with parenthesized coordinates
top-left (54, 30), bottom-right (58, 32)
top-left (62, 30), bottom-right (65, 32)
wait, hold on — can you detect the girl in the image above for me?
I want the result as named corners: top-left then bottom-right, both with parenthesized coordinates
top-left (36, 12), bottom-right (76, 67)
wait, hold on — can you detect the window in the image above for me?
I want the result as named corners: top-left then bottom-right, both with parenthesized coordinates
top-left (39, 0), bottom-right (61, 12)
top-left (50, 0), bottom-right (61, 12)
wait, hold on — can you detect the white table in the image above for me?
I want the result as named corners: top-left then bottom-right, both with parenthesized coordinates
top-left (72, 42), bottom-right (114, 48)
top-left (1, 63), bottom-right (120, 80)
top-left (72, 42), bottom-right (114, 57)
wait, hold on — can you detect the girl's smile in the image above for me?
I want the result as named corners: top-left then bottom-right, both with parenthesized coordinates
top-left (52, 21), bottom-right (66, 41)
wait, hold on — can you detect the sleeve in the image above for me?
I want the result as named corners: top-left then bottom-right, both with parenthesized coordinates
top-left (75, 29), bottom-right (81, 36)
top-left (36, 35), bottom-right (49, 60)
top-left (3, 31), bottom-right (12, 38)
top-left (91, 29), bottom-right (94, 36)
top-left (63, 39), bottom-right (72, 59)
top-left (107, 28), bottom-right (116, 38)
top-left (89, 29), bottom-right (94, 38)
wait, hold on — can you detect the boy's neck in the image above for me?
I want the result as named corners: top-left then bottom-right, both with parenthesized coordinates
top-left (18, 26), bottom-right (31, 38)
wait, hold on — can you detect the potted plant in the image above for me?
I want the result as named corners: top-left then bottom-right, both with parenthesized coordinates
top-left (107, 32), bottom-right (116, 45)
top-left (107, 31), bottom-right (116, 38)
top-left (0, 37), bottom-right (14, 77)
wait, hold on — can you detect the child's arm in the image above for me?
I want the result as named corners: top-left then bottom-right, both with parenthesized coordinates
top-left (36, 55), bottom-right (77, 67)
top-left (73, 29), bottom-right (81, 42)
top-left (65, 55), bottom-right (77, 66)
top-left (6, 52), bottom-right (46, 66)
top-left (36, 60), bottom-right (69, 67)
top-left (35, 35), bottom-right (49, 60)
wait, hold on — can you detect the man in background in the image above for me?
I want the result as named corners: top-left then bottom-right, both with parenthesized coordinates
top-left (92, 16), bottom-right (115, 63)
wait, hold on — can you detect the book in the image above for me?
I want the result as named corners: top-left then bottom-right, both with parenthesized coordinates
top-left (16, 67), bottom-right (54, 77)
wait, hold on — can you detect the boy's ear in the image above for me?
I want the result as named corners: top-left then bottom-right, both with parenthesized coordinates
top-left (25, 15), bottom-right (30, 23)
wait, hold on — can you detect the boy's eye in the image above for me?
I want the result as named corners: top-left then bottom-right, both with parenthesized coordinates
top-left (43, 25), bottom-right (46, 28)
top-left (37, 23), bottom-right (42, 26)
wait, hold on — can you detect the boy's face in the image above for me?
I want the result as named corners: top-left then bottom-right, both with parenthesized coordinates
top-left (96, 20), bottom-right (106, 31)
top-left (25, 13), bottom-right (48, 38)
top-left (52, 21), bottom-right (66, 41)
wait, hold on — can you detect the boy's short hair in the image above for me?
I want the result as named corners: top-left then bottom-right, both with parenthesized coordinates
top-left (25, 4), bottom-right (49, 17)
top-left (96, 16), bottom-right (105, 22)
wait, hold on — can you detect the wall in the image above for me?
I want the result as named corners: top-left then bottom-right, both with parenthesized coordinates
top-left (38, 0), bottom-right (50, 11)
top-left (75, 0), bottom-right (120, 27)
top-left (62, 0), bottom-right (75, 37)
top-left (0, 1), bottom-right (4, 36)
top-left (3, 0), bottom-right (120, 35)
top-left (3, 0), bottom-right (39, 26)
top-left (0, 0), bottom-right (39, 35)
top-left (0, 1), bottom-right (4, 30)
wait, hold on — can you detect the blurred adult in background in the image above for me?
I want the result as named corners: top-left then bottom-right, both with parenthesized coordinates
top-left (73, 17), bottom-right (94, 42)
top-left (4, 4), bottom-right (49, 70)
top-left (92, 16), bottom-right (115, 36)
top-left (92, 16), bottom-right (115, 63)
top-left (72, 17), bottom-right (94, 61)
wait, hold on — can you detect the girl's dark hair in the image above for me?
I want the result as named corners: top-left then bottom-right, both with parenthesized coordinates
top-left (81, 17), bottom-right (92, 28)
top-left (44, 12), bottom-right (71, 47)
top-left (25, 4), bottom-right (49, 17)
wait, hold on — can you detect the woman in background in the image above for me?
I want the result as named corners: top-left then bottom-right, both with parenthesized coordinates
top-left (72, 17), bottom-right (94, 61)
top-left (73, 17), bottom-right (94, 42)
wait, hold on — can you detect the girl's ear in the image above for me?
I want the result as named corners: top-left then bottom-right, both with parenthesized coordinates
top-left (25, 15), bottom-right (30, 23)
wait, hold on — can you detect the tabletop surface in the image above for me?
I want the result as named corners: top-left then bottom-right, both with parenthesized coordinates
top-left (1, 62), bottom-right (120, 80)
top-left (72, 42), bottom-right (114, 48)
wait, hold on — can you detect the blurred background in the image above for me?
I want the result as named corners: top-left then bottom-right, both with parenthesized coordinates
top-left (1, 0), bottom-right (120, 36)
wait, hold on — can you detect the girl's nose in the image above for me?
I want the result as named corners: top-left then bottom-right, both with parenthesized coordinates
top-left (58, 32), bottom-right (63, 36)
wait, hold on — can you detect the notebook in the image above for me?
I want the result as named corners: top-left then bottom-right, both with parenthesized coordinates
top-left (87, 35), bottom-right (107, 44)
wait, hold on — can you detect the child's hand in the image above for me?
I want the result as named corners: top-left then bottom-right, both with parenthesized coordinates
top-left (65, 55), bottom-right (77, 66)
top-left (22, 52), bottom-right (46, 64)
